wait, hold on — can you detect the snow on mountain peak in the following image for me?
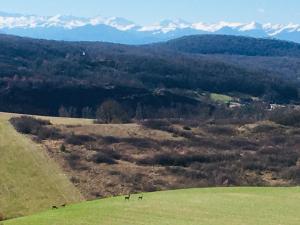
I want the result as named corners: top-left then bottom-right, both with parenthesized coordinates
top-left (159, 19), bottom-right (190, 27)
top-left (191, 21), bottom-right (242, 32)
top-left (139, 19), bottom-right (190, 33)
top-left (105, 17), bottom-right (137, 31)
top-left (1, 12), bottom-right (300, 43)
top-left (240, 22), bottom-right (262, 31)
top-left (0, 12), bottom-right (297, 34)
top-left (89, 16), bottom-right (136, 30)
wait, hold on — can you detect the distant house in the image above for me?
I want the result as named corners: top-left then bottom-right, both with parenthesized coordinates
top-left (229, 102), bottom-right (242, 109)
top-left (269, 104), bottom-right (286, 111)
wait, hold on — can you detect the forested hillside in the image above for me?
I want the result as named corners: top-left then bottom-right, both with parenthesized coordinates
top-left (0, 34), bottom-right (299, 117)
top-left (160, 35), bottom-right (300, 57)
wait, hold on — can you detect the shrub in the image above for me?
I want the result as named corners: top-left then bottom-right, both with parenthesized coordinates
top-left (205, 125), bottom-right (237, 136)
top-left (167, 166), bottom-right (207, 179)
top-left (65, 134), bottom-right (95, 145)
top-left (66, 153), bottom-right (81, 169)
top-left (100, 148), bottom-right (121, 160)
top-left (242, 154), bottom-right (271, 171)
top-left (10, 116), bottom-right (51, 135)
top-left (229, 138), bottom-right (258, 150)
top-left (141, 120), bottom-right (171, 131)
top-left (167, 127), bottom-right (194, 139)
top-left (100, 136), bottom-right (121, 144)
top-left (289, 128), bottom-right (300, 135)
top-left (95, 100), bottom-right (129, 124)
top-left (122, 137), bottom-right (159, 149)
top-left (139, 152), bottom-right (238, 167)
top-left (92, 152), bottom-right (117, 164)
top-left (68, 153), bottom-right (80, 161)
top-left (10, 116), bottom-right (63, 141)
top-left (270, 109), bottom-right (300, 127)
top-left (142, 120), bottom-right (196, 140)
top-left (70, 176), bottom-right (80, 184)
top-left (183, 126), bottom-right (192, 131)
top-left (60, 144), bottom-right (67, 152)
top-left (252, 124), bottom-right (277, 133)
top-left (37, 127), bottom-right (62, 140)
top-left (270, 135), bottom-right (287, 145)
top-left (243, 160), bottom-right (268, 171)
top-left (281, 166), bottom-right (300, 183)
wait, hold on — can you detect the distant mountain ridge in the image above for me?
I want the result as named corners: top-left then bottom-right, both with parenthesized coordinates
top-left (159, 35), bottom-right (300, 57)
top-left (1, 12), bottom-right (300, 44)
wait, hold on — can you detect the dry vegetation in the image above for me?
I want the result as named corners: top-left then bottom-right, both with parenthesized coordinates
top-left (10, 116), bottom-right (300, 200)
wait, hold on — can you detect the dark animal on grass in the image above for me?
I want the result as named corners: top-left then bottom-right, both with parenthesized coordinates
top-left (125, 194), bottom-right (131, 200)
top-left (138, 195), bottom-right (143, 200)
top-left (52, 206), bottom-right (58, 209)
top-left (61, 204), bottom-right (66, 207)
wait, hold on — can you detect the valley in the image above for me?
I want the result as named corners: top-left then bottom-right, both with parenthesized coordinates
top-left (1, 32), bottom-right (300, 224)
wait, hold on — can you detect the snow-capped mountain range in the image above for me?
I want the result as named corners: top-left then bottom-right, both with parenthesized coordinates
top-left (1, 12), bottom-right (300, 44)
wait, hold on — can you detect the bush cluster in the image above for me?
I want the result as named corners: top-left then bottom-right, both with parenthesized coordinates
top-left (139, 152), bottom-right (238, 167)
top-left (10, 116), bottom-right (51, 134)
top-left (10, 116), bottom-right (62, 140)
top-left (91, 149), bottom-right (121, 164)
top-left (65, 134), bottom-right (95, 145)
top-left (270, 109), bottom-right (300, 127)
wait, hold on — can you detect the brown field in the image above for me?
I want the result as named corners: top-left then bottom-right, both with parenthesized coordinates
top-left (7, 113), bottom-right (300, 200)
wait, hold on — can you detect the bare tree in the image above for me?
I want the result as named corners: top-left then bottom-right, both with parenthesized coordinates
top-left (82, 106), bottom-right (94, 118)
top-left (96, 100), bottom-right (129, 123)
top-left (135, 103), bottom-right (144, 121)
top-left (58, 106), bottom-right (70, 117)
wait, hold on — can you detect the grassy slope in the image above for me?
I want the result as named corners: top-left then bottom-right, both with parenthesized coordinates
top-left (210, 93), bottom-right (233, 103)
top-left (0, 113), bottom-right (83, 219)
top-left (0, 112), bottom-right (93, 126)
top-left (4, 187), bottom-right (300, 225)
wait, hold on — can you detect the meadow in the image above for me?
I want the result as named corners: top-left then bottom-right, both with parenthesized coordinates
top-left (4, 187), bottom-right (300, 225)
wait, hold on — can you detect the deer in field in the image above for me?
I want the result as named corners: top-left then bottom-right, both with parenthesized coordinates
top-left (138, 194), bottom-right (143, 200)
top-left (52, 206), bottom-right (58, 209)
top-left (125, 194), bottom-right (131, 200)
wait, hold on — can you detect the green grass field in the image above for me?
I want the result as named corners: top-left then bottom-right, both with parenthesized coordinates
top-left (0, 113), bottom-right (83, 219)
top-left (4, 187), bottom-right (300, 225)
top-left (210, 93), bottom-right (233, 103)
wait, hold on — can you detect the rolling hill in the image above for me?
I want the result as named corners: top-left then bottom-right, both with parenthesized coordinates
top-left (158, 35), bottom-right (300, 81)
top-left (159, 35), bottom-right (300, 57)
top-left (3, 188), bottom-right (300, 225)
top-left (0, 113), bottom-right (83, 219)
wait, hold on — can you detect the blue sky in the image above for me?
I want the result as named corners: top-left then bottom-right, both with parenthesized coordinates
top-left (0, 0), bottom-right (299, 24)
